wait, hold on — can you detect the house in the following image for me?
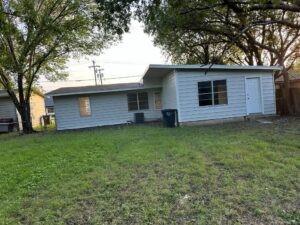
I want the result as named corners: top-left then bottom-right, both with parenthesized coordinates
top-left (0, 90), bottom-right (45, 129)
top-left (47, 64), bottom-right (281, 131)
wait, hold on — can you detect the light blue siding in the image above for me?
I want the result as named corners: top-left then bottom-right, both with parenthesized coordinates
top-left (54, 89), bottom-right (162, 130)
top-left (261, 75), bottom-right (276, 114)
top-left (0, 97), bottom-right (17, 120)
top-left (161, 72), bottom-right (178, 109)
top-left (175, 70), bottom-right (276, 123)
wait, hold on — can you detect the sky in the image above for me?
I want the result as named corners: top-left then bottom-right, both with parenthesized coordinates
top-left (41, 20), bottom-right (169, 92)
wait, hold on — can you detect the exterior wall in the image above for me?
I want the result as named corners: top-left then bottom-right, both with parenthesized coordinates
top-left (175, 70), bottom-right (276, 123)
top-left (54, 88), bottom-right (162, 130)
top-left (0, 97), bottom-right (17, 120)
top-left (161, 71), bottom-right (178, 109)
top-left (30, 94), bottom-right (45, 127)
top-left (261, 75), bottom-right (276, 115)
top-left (0, 92), bottom-right (45, 129)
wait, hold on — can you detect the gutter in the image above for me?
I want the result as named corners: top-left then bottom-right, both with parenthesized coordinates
top-left (48, 85), bottom-right (163, 97)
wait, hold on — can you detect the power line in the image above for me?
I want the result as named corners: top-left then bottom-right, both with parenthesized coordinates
top-left (88, 60), bottom-right (101, 85)
top-left (103, 75), bottom-right (141, 80)
top-left (102, 61), bottom-right (149, 65)
top-left (38, 75), bottom-right (141, 83)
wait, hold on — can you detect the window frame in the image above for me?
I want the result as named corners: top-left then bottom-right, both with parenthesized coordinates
top-left (78, 97), bottom-right (91, 117)
top-left (127, 92), bottom-right (149, 111)
top-left (198, 79), bottom-right (228, 107)
top-left (46, 106), bottom-right (54, 114)
top-left (213, 80), bottom-right (228, 105)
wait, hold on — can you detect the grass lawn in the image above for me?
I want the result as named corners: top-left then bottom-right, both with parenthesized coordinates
top-left (0, 118), bottom-right (299, 225)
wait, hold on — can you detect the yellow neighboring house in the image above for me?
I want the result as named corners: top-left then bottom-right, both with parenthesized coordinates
top-left (0, 90), bottom-right (45, 129)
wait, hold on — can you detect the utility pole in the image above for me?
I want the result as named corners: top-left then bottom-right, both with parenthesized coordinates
top-left (97, 68), bottom-right (104, 85)
top-left (89, 60), bottom-right (101, 86)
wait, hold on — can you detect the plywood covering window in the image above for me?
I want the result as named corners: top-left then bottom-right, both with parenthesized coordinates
top-left (127, 92), bottom-right (149, 111)
top-left (78, 97), bottom-right (91, 117)
top-left (198, 80), bottom-right (228, 106)
top-left (154, 92), bottom-right (162, 110)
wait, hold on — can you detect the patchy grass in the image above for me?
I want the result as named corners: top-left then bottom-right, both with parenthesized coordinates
top-left (0, 118), bottom-right (299, 225)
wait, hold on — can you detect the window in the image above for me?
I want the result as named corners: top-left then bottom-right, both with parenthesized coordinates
top-left (198, 81), bottom-right (212, 106)
top-left (213, 80), bottom-right (228, 105)
top-left (127, 92), bottom-right (149, 111)
top-left (47, 106), bottom-right (54, 114)
top-left (154, 92), bottom-right (162, 110)
top-left (198, 80), bottom-right (228, 106)
top-left (78, 97), bottom-right (91, 116)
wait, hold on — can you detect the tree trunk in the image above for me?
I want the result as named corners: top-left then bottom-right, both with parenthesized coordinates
top-left (282, 71), bottom-right (293, 115)
top-left (19, 100), bottom-right (34, 134)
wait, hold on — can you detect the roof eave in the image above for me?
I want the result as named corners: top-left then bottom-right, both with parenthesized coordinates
top-left (142, 64), bottom-right (283, 79)
top-left (48, 85), bottom-right (162, 97)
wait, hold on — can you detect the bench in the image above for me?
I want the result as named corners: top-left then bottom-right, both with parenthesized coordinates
top-left (0, 118), bottom-right (15, 133)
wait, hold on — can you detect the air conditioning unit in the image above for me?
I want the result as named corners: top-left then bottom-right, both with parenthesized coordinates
top-left (134, 113), bottom-right (144, 124)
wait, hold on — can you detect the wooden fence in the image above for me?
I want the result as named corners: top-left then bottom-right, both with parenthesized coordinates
top-left (276, 80), bottom-right (300, 115)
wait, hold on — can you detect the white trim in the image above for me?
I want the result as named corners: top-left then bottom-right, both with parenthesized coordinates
top-left (197, 78), bottom-right (229, 107)
top-left (147, 64), bottom-right (282, 71)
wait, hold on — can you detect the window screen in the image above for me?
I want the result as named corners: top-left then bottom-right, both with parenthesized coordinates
top-left (138, 92), bottom-right (149, 110)
top-left (198, 80), bottom-right (228, 106)
top-left (213, 80), bottom-right (228, 105)
top-left (78, 97), bottom-right (91, 116)
top-left (198, 81), bottom-right (213, 106)
top-left (127, 93), bottom-right (139, 111)
top-left (127, 92), bottom-right (149, 111)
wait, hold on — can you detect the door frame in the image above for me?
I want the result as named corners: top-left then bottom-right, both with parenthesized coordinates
top-left (244, 76), bottom-right (264, 115)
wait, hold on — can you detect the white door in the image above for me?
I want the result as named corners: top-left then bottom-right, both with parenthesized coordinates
top-left (246, 77), bottom-right (262, 114)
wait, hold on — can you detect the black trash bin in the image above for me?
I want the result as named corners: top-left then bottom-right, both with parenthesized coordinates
top-left (161, 109), bottom-right (178, 127)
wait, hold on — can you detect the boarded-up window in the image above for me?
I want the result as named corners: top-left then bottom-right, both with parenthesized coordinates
top-left (127, 92), bottom-right (149, 111)
top-left (198, 80), bottom-right (228, 106)
top-left (78, 97), bottom-right (91, 116)
top-left (154, 92), bottom-right (162, 110)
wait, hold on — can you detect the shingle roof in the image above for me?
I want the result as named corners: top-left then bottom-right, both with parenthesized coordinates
top-left (47, 82), bottom-right (145, 97)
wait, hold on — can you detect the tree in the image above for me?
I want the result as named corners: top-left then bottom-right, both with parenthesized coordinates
top-left (0, 0), bottom-right (132, 133)
top-left (135, 0), bottom-right (300, 114)
top-left (292, 58), bottom-right (300, 73)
